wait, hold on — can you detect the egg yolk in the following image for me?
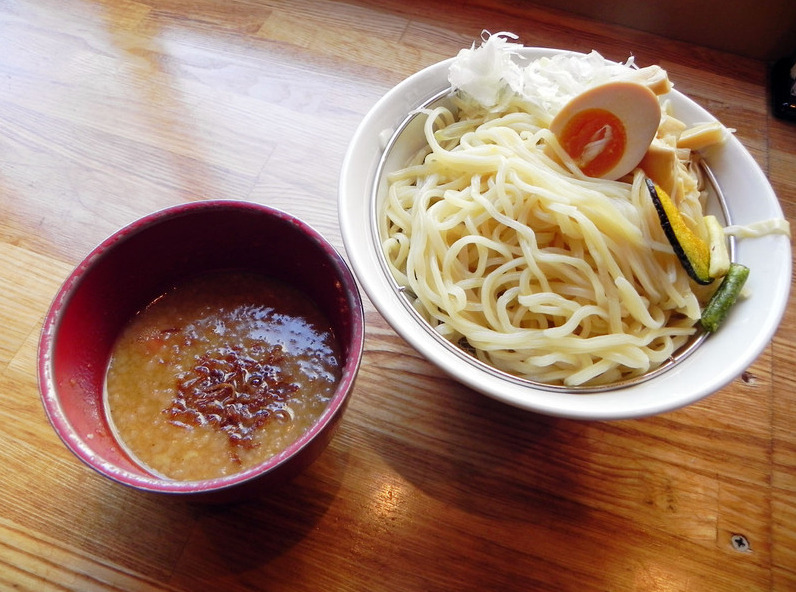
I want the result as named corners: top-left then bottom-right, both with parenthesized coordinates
top-left (557, 108), bottom-right (627, 178)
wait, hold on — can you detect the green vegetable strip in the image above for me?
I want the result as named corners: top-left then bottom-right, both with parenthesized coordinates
top-left (700, 263), bottom-right (750, 333)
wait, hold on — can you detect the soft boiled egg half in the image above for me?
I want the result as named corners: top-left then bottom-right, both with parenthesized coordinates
top-left (550, 81), bottom-right (661, 180)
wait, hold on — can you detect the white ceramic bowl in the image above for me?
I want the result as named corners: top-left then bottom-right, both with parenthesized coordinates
top-left (339, 48), bottom-right (791, 420)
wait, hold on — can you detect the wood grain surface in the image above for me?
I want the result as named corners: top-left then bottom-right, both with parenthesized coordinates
top-left (1, 1), bottom-right (794, 590)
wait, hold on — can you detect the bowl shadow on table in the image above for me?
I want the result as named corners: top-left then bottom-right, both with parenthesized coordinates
top-left (355, 350), bottom-right (612, 526)
top-left (176, 443), bottom-right (351, 575)
top-left (66, 439), bottom-right (349, 584)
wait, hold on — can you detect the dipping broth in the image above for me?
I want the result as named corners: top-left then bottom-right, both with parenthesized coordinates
top-left (104, 271), bottom-right (342, 481)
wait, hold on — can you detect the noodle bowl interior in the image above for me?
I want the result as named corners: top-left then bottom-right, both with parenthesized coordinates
top-left (378, 56), bottom-right (722, 388)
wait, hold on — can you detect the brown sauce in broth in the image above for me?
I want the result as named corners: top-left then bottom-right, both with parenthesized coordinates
top-left (104, 271), bottom-right (342, 481)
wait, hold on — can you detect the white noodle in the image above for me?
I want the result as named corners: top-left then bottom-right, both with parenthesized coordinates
top-left (381, 106), bottom-right (704, 387)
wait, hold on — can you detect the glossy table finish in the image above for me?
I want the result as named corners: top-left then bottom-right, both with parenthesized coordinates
top-left (1, 1), bottom-right (794, 590)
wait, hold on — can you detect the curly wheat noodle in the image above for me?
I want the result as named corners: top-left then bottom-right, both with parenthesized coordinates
top-left (382, 106), bottom-right (703, 387)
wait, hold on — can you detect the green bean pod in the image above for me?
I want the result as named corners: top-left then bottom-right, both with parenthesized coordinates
top-left (700, 263), bottom-right (750, 333)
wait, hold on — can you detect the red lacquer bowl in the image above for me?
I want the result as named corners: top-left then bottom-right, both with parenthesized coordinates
top-left (38, 200), bottom-right (365, 501)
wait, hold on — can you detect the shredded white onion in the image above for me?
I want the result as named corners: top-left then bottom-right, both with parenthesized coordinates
top-left (448, 31), bottom-right (644, 115)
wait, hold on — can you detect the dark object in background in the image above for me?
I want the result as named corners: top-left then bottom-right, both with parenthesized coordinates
top-left (771, 52), bottom-right (796, 122)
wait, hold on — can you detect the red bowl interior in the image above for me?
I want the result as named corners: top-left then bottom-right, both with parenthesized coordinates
top-left (38, 200), bottom-right (364, 499)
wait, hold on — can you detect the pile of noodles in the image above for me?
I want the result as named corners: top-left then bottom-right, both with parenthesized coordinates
top-left (379, 74), bottom-right (715, 387)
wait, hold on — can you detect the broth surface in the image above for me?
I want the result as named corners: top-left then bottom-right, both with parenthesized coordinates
top-left (104, 271), bottom-right (342, 481)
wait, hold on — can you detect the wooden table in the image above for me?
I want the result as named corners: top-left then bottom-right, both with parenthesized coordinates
top-left (2, 1), bottom-right (794, 590)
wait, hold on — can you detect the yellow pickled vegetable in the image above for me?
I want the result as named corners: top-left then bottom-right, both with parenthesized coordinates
top-left (645, 178), bottom-right (713, 285)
